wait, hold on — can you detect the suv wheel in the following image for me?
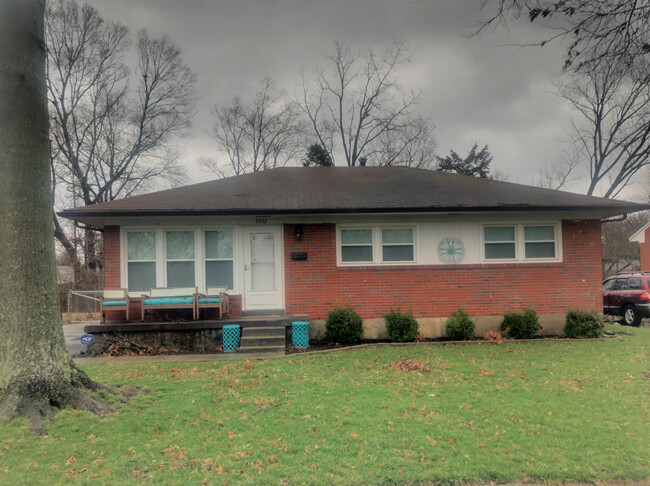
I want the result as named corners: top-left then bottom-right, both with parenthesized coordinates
top-left (623, 304), bottom-right (642, 327)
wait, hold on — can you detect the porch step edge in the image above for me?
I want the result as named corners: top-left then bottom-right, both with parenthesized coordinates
top-left (238, 345), bottom-right (285, 354)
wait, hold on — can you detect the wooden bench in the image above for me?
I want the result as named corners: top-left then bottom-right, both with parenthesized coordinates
top-left (100, 289), bottom-right (129, 323)
top-left (141, 287), bottom-right (198, 321)
top-left (197, 286), bottom-right (230, 320)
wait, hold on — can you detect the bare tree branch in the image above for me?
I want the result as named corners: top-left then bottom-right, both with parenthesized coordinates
top-left (298, 41), bottom-right (435, 167)
top-left (206, 76), bottom-right (304, 176)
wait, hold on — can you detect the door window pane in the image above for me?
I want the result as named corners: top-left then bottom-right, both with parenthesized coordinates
top-left (613, 278), bottom-right (628, 290)
top-left (250, 233), bottom-right (275, 291)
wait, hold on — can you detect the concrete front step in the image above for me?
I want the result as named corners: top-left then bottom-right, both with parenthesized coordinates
top-left (241, 336), bottom-right (285, 347)
top-left (243, 326), bottom-right (285, 336)
top-left (238, 345), bottom-right (285, 354)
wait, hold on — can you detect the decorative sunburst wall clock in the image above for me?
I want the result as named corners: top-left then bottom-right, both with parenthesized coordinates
top-left (437, 237), bottom-right (465, 264)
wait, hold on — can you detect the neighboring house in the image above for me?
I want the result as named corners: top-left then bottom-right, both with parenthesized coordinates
top-left (629, 221), bottom-right (650, 271)
top-left (59, 166), bottom-right (650, 337)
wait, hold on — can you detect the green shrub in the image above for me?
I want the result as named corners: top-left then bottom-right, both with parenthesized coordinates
top-left (445, 308), bottom-right (475, 341)
top-left (325, 305), bottom-right (364, 345)
top-left (500, 308), bottom-right (540, 339)
top-left (384, 307), bottom-right (419, 343)
top-left (564, 309), bottom-right (604, 338)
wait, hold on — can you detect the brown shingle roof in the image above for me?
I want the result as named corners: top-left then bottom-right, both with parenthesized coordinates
top-left (59, 166), bottom-right (649, 219)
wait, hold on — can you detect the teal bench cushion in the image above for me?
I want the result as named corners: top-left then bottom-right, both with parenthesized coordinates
top-left (143, 297), bottom-right (193, 305)
top-left (198, 298), bottom-right (220, 304)
top-left (102, 300), bottom-right (127, 307)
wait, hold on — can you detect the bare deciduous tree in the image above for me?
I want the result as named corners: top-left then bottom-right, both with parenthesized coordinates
top-left (202, 76), bottom-right (303, 177)
top-left (46, 0), bottom-right (196, 268)
top-left (371, 116), bottom-right (437, 169)
top-left (558, 59), bottom-right (650, 198)
top-left (299, 41), bottom-right (435, 167)
top-left (477, 0), bottom-right (650, 72)
top-left (1, 0), bottom-right (117, 435)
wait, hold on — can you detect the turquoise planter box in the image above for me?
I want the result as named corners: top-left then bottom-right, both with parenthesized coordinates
top-left (222, 324), bottom-right (240, 352)
top-left (292, 321), bottom-right (309, 348)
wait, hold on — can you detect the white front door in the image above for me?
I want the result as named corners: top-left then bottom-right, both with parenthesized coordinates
top-left (243, 226), bottom-right (283, 310)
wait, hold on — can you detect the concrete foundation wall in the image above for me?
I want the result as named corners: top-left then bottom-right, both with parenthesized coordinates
top-left (309, 313), bottom-right (567, 340)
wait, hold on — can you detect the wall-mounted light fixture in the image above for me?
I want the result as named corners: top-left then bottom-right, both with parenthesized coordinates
top-left (294, 225), bottom-right (304, 240)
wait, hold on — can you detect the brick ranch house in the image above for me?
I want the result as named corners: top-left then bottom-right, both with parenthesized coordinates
top-left (60, 166), bottom-right (649, 338)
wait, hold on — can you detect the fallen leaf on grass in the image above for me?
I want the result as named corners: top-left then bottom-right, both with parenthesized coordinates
top-left (390, 359), bottom-right (431, 372)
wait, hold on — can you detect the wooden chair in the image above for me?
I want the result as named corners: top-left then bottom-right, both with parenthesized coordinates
top-left (100, 289), bottom-right (129, 323)
top-left (141, 287), bottom-right (198, 321)
top-left (197, 286), bottom-right (230, 319)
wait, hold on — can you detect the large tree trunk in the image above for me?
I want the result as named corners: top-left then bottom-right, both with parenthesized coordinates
top-left (0, 0), bottom-right (110, 434)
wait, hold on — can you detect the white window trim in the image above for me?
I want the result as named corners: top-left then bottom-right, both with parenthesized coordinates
top-left (121, 226), bottom-right (238, 296)
top-left (337, 224), bottom-right (418, 266)
top-left (480, 222), bottom-right (562, 263)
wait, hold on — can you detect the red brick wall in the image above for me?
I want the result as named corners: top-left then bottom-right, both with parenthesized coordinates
top-left (104, 226), bottom-right (121, 290)
top-left (284, 220), bottom-right (603, 319)
top-left (641, 227), bottom-right (650, 272)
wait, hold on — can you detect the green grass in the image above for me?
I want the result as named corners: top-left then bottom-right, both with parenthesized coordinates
top-left (1, 326), bottom-right (649, 485)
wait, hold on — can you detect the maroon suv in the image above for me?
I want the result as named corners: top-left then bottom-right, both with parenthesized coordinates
top-left (602, 272), bottom-right (650, 326)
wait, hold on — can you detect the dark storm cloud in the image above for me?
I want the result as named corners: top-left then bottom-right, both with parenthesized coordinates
top-left (81, 0), bottom-right (570, 185)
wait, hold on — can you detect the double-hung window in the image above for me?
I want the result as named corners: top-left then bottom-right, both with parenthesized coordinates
top-left (204, 230), bottom-right (234, 289)
top-left (165, 231), bottom-right (195, 287)
top-left (126, 231), bottom-right (157, 292)
top-left (340, 229), bottom-right (374, 263)
top-left (339, 226), bottom-right (415, 264)
top-left (483, 223), bottom-right (560, 262)
top-left (483, 226), bottom-right (516, 260)
top-left (524, 225), bottom-right (556, 259)
top-left (382, 229), bottom-right (414, 262)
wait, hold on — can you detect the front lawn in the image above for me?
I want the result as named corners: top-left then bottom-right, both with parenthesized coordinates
top-left (1, 326), bottom-right (649, 485)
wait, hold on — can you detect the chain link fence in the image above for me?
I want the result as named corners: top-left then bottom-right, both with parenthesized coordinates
top-left (66, 290), bottom-right (103, 323)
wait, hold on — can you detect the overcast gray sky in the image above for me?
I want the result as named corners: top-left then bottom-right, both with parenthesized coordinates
top-left (82, 0), bottom-right (584, 191)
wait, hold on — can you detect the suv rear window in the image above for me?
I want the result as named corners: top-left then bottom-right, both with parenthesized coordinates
top-left (613, 278), bottom-right (629, 290)
top-left (629, 277), bottom-right (643, 289)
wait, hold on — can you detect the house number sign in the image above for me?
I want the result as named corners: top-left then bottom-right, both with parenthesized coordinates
top-left (255, 216), bottom-right (269, 224)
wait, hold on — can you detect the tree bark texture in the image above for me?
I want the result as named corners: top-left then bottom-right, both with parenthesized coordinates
top-left (0, 0), bottom-right (102, 432)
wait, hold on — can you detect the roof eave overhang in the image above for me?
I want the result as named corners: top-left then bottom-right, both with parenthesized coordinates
top-left (59, 203), bottom-right (650, 228)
